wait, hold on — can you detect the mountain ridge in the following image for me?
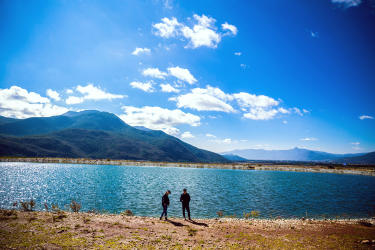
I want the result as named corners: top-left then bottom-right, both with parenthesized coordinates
top-left (0, 111), bottom-right (228, 163)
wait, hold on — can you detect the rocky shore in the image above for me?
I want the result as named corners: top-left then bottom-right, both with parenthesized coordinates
top-left (1, 210), bottom-right (374, 249)
top-left (1, 157), bottom-right (375, 176)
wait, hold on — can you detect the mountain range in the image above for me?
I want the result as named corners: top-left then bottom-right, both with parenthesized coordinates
top-left (0, 110), bottom-right (228, 163)
top-left (223, 147), bottom-right (375, 164)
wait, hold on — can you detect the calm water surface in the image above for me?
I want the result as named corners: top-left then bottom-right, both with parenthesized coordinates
top-left (0, 162), bottom-right (375, 218)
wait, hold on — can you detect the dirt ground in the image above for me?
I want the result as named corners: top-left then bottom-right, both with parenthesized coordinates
top-left (1, 210), bottom-right (375, 249)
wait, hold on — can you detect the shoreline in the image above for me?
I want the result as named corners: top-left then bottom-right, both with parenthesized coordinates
top-left (1, 210), bottom-right (374, 249)
top-left (1, 157), bottom-right (375, 176)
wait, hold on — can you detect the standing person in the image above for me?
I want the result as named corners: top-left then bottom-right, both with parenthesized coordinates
top-left (160, 190), bottom-right (171, 220)
top-left (180, 188), bottom-right (191, 220)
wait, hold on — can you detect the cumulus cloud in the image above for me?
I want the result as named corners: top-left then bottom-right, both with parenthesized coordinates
top-left (233, 92), bottom-right (279, 108)
top-left (160, 83), bottom-right (180, 93)
top-left (359, 115), bottom-right (374, 120)
top-left (181, 14), bottom-right (221, 48)
top-left (132, 47), bottom-right (151, 56)
top-left (142, 68), bottom-right (168, 79)
top-left (130, 81), bottom-right (154, 92)
top-left (0, 86), bottom-right (68, 118)
top-left (234, 52), bottom-right (242, 56)
top-left (66, 89), bottom-right (73, 94)
top-left (167, 66), bottom-right (197, 84)
top-left (65, 96), bottom-right (83, 105)
top-left (153, 14), bottom-right (237, 49)
top-left (222, 22), bottom-right (238, 35)
top-left (331, 0), bottom-right (361, 7)
top-left (232, 92), bottom-right (281, 120)
top-left (170, 85), bottom-right (304, 121)
top-left (119, 106), bottom-right (200, 136)
top-left (181, 131), bottom-right (194, 139)
top-left (46, 89), bottom-right (61, 101)
top-left (65, 84), bottom-right (125, 105)
top-left (171, 85), bottom-right (235, 113)
top-left (153, 17), bottom-right (181, 38)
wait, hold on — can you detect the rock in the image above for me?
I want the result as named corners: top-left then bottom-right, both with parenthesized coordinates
top-left (360, 240), bottom-right (370, 244)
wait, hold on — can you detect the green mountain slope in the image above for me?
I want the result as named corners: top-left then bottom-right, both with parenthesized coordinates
top-left (0, 111), bottom-right (228, 163)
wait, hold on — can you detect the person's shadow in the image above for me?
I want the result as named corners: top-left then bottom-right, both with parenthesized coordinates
top-left (166, 219), bottom-right (184, 227)
top-left (187, 219), bottom-right (208, 227)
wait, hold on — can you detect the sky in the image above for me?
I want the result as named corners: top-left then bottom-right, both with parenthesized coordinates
top-left (0, 0), bottom-right (374, 154)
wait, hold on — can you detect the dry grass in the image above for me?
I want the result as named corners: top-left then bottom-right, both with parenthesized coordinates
top-left (1, 210), bottom-right (374, 249)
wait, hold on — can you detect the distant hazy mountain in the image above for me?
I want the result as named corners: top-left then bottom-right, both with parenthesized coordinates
top-left (222, 154), bottom-right (248, 162)
top-left (0, 110), bottom-right (228, 163)
top-left (223, 147), bottom-right (366, 162)
top-left (336, 152), bottom-right (375, 164)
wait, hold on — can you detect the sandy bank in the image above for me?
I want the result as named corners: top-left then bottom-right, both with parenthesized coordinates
top-left (1, 210), bottom-right (374, 249)
top-left (1, 157), bottom-right (375, 176)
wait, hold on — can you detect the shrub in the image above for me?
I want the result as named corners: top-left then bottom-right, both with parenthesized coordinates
top-left (70, 200), bottom-right (81, 213)
top-left (44, 203), bottom-right (48, 212)
top-left (51, 204), bottom-right (60, 212)
top-left (216, 211), bottom-right (224, 217)
top-left (251, 210), bottom-right (260, 218)
top-left (243, 212), bottom-right (251, 219)
top-left (20, 200), bottom-right (35, 212)
top-left (121, 210), bottom-right (134, 216)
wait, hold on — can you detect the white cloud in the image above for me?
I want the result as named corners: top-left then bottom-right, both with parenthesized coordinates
top-left (300, 137), bottom-right (318, 141)
top-left (222, 138), bottom-right (232, 144)
top-left (119, 106), bottom-right (200, 136)
top-left (331, 0), bottom-right (362, 7)
top-left (310, 31), bottom-right (319, 38)
top-left (132, 47), bottom-right (151, 56)
top-left (351, 142), bottom-right (361, 150)
top-left (160, 83), bottom-right (180, 93)
top-left (181, 131), bottom-right (194, 139)
top-left (303, 109), bottom-right (310, 114)
top-left (76, 84), bottom-right (125, 101)
top-left (171, 85), bottom-right (235, 113)
top-left (240, 63), bottom-right (248, 69)
top-left (65, 84), bottom-right (125, 105)
top-left (167, 66), bottom-right (197, 84)
top-left (153, 14), bottom-right (236, 49)
top-left (181, 14), bottom-right (221, 48)
top-left (233, 92), bottom-right (279, 108)
top-left (359, 115), bottom-right (374, 120)
top-left (282, 120), bottom-right (288, 124)
top-left (142, 68), bottom-right (168, 79)
top-left (0, 86), bottom-right (68, 118)
top-left (130, 81), bottom-right (154, 92)
top-left (206, 133), bottom-right (216, 138)
top-left (293, 107), bottom-right (303, 116)
top-left (46, 89), bottom-right (61, 101)
top-left (65, 96), bottom-right (83, 105)
top-left (153, 17), bottom-right (181, 38)
top-left (222, 22), bottom-right (238, 36)
top-left (234, 52), bottom-right (242, 56)
top-left (66, 89), bottom-right (73, 94)
top-left (243, 108), bottom-right (279, 120)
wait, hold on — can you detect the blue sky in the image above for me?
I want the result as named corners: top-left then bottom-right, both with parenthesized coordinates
top-left (0, 0), bottom-right (374, 154)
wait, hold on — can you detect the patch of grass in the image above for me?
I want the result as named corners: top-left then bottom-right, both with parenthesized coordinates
top-left (161, 235), bottom-right (172, 241)
top-left (187, 227), bottom-right (198, 236)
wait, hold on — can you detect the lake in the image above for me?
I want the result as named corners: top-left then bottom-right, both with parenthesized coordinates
top-left (0, 162), bottom-right (375, 219)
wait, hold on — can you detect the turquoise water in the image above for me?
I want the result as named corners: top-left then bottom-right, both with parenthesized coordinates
top-left (0, 162), bottom-right (375, 218)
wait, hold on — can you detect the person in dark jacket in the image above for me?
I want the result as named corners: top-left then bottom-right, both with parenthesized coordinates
top-left (160, 190), bottom-right (171, 220)
top-left (180, 188), bottom-right (191, 220)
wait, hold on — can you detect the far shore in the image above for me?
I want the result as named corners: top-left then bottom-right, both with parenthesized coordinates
top-left (1, 157), bottom-right (375, 176)
top-left (1, 210), bottom-right (375, 249)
